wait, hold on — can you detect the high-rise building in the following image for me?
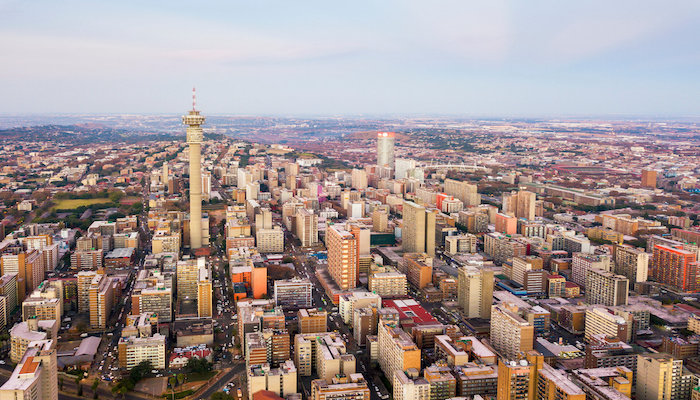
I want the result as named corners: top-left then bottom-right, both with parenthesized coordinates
top-left (197, 265), bottom-right (212, 318)
top-left (402, 201), bottom-right (437, 256)
top-left (10, 319), bottom-right (58, 364)
top-left (377, 131), bottom-right (395, 171)
top-left (294, 332), bottom-right (353, 378)
top-left (351, 169), bottom-right (368, 190)
top-left (295, 209), bottom-right (319, 247)
top-left (641, 169), bottom-right (657, 188)
top-left (585, 269), bottom-right (629, 306)
top-left (298, 308), bottom-right (328, 334)
top-left (248, 361), bottom-right (298, 400)
top-left (572, 253), bottom-right (611, 288)
top-left (650, 244), bottom-right (699, 293)
top-left (636, 353), bottom-right (696, 400)
top-left (274, 279), bottom-right (313, 308)
top-left (490, 303), bottom-right (534, 360)
top-left (393, 369), bottom-right (430, 400)
top-left (176, 258), bottom-right (201, 301)
top-left (378, 321), bottom-right (421, 386)
top-left (77, 270), bottom-right (100, 314)
top-left (614, 244), bottom-right (649, 287)
top-left (457, 263), bottom-right (494, 319)
top-left (496, 352), bottom-right (542, 400)
top-left (584, 308), bottom-right (632, 343)
top-left (327, 225), bottom-right (358, 290)
top-left (311, 374), bottom-right (371, 400)
top-left (444, 179), bottom-right (480, 207)
top-left (256, 226), bottom-right (284, 253)
top-left (339, 292), bottom-right (381, 324)
top-left (398, 253), bottom-right (433, 289)
top-left (89, 274), bottom-right (119, 329)
top-left (118, 333), bottom-right (166, 370)
top-left (371, 207), bottom-right (389, 233)
top-left (537, 362), bottom-right (586, 399)
top-left (0, 339), bottom-right (57, 400)
top-left (502, 190), bottom-right (536, 221)
top-left (182, 89), bottom-right (205, 249)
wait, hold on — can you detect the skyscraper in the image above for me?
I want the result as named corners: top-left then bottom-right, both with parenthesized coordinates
top-left (183, 88), bottom-right (205, 249)
top-left (457, 263), bottom-right (494, 319)
top-left (402, 201), bottom-right (436, 256)
top-left (327, 225), bottom-right (358, 290)
top-left (377, 131), bottom-right (395, 171)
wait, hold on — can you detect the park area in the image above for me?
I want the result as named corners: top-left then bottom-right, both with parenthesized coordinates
top-left (51, 198), bottom-right (112, 211)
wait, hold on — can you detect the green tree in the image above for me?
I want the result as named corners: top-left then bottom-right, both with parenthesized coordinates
top-left (186, 357), bottom-right (212, 374)
top-left (92, 378), bottom-right (100, 399)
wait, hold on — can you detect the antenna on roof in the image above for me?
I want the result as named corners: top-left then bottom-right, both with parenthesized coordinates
top-left (192, 87), bottom-right (197, 111)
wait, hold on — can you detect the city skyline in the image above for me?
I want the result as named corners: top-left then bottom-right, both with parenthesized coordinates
top-left (1, 1), bottom-right (699, 116)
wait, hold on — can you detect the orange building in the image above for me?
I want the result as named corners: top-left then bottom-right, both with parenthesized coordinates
top-left (399, 253), bottom-right (433, 289)
top-left (495, 213), bottom-right (517, 235)
top-left (650, 244), bottom-right (698, 292)
top-left (251, 265), bottom-right (267, 299)
top-left (641, 169), bottom-right (657, 188)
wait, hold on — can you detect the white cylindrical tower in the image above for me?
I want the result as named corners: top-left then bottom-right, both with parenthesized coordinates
top-left (377, 131), bottom-right (395, 170)
top-left (183, 89), bottom-right (205, 249)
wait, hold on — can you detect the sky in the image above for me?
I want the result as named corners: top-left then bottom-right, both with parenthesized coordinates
top-left (1, 0), bottom-right (699, 117)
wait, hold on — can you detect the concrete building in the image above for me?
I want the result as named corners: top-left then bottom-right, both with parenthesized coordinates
top-left (368, 265), bottom-right (407, 298)
top-left (294, 332), bottom-right (355, 380)
top-left (444, 234), bottom-right (477, 255)
top-left (327, 225), bottom-right (358, 290)
top-left (295, 209), bottom-right (319, 247)
top-left (585, 269), bottom-right (629, 306)
top-left (117, 333), bottom-right (166, 370)
top-left (584, 308), bottom-right (632, 343)
top-left (613, 244), bottom-right (649, 287)
top-left (399, 253), bottom-right (433, 289)
top-left (274, 279), bottom-right (313, 308)
top-left (402, 201), bottom-right (437, 257)
top-left (197, 265), bottom-right (212, 318)
top-left (394, 369), bottom-right (429, 400)
top-left (246, 329), bottom-right (290, 368)
top-left (537, 363), bottom-right (586, 400)
top-left (88, 274), bottom-right (119, 329)
top-left (311, 374), bottom-right (370, 400)
top-left (177, 258), bottom-right (204, 301)
top-left (502, 190), bottom-right (536, 221)
top-left (248, 361), bottom-right (298, 400)
top-left (444, 179), bottom-right (480, 207)
top-left (650, 244), bottom-right (699, 293)
top-left (256, 226), bottom-right (284, 253)
top-left (298, 308), bottom-right (328, 334)
top-left (10, 319), bottom-right (58, 364)
top-left (496, 353), bottom-right (542, 400)
top-left (572, 253), bottom-right (611, 288)
top-left (489, 303), bottom-right (534, 360)
top-left (636, 353), bottom-right (697, 400)
top-left (339, 292), bottom-right (381, 324)
top-left (457, 263), bottom-right (494, 319)
top-left (377, 321), bottom-right (421, 386)
top-left (641, 169), bottom-right (657, 188)
top-left (0, 339), bottom-right (57, 400)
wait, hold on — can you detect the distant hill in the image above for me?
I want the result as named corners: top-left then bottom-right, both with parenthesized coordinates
top-left (0, 124), bottom-right (186, 144)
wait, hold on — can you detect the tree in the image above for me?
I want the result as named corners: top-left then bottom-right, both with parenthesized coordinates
top-left (177, 373), bottom-right (185, 386)
top-left (92, 378), bottom-right (100, 399)
top-left (186, 357), bottom-right (212, 374)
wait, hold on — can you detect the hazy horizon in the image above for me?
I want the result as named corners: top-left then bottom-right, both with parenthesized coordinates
top-left (1, 1), bottom-right (699, 116)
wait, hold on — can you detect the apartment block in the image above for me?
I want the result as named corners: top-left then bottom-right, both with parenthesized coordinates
top-left (490, 303), bottom-right (534, 360)
top-left (585, 269), bottom-right (629, 307)
top-left (117, 333), bottom-right (166, 370)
